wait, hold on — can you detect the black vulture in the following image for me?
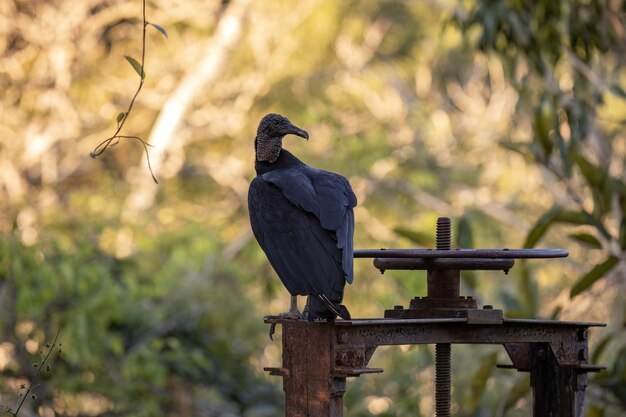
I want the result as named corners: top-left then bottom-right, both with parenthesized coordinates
top-left (248, 113), bottom-right (356, 322)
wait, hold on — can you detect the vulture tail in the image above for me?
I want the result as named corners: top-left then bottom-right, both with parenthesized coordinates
top-left (312, 294), bottom-right (351, 321)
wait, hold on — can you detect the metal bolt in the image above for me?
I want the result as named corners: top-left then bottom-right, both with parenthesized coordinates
top-left (435, 217), bottom-right (452, 417)
top-left (436, 217), bottom-right (452, 250)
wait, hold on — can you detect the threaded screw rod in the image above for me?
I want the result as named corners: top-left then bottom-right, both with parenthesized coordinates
top-left (435, 217), bottom-right (452, 417)
top-left (435, 343), bottom-right (452, 416)
top-left (436, 217), bottom-right (451, 250)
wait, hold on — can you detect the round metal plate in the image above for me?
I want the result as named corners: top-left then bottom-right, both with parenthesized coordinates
top-left (354, 248), bottom-right (568, 259)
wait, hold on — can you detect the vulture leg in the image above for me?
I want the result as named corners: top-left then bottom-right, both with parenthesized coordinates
top-left (283, 295), bottom-right (304, 319)
top-left (302, 297), bottom-right (309, 319)
top-left (268, 295), bottom-right (303, 340)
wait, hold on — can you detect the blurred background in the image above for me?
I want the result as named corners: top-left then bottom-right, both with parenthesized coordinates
top-left (0, 0), bottom-right (625, 416)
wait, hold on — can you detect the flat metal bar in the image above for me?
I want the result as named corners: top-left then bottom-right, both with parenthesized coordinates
top-left (560, 364), bottom-right (606, 371)
top-left (337, 318), bottom-right (468, 326)
top-left (335, 318), bottom-right (605, 327)
top-left (354, 248), bottom-right (568, 259)
top-left (373, 257), bottom-right (515, 271)
top-left (332, 367), bottom-right (384, 376)
top-left (334, 321), bottom-right (595, 347)
top-left (503, 318), bottom-right (605, 327)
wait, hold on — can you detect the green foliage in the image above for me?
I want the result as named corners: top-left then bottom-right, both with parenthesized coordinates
top-left (456, 1), bottom-right (625, 293)
top-left (0, 231), bottom-right (281, 416)
top-left (455, 1), bottom-right (626, 414)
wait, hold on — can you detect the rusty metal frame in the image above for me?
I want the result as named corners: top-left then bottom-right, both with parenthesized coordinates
top-left (263, 219), bottom-right (604, 416)
top-left (265, 317), bottom-right (604, 417)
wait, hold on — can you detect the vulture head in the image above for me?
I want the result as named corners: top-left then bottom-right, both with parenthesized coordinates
top-left (255, 113), bottom-right (309, 163)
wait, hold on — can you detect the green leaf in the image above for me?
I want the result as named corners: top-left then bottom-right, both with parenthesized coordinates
top-left (554, 209), bottom-right (589, 224)
top-left (574, 154), bottom-right (606, 188)
top-left (455, 215), bottom-right (473, 248)
top-left (533, 97), bottom-right (554, 158)
top-left (568, 233), bottom-right (602, 249)
top-left (552, 208), bottom-right (612, 240)
top-left (585, 175), bottom-right (614, 216)
top-left (524, 207), bottom-right (606, 249)
top-left (504, 375), bottom-right (531, 411)
top-left (556, 131), bottom-right (572, 177)
top-left (518, 260), bottom-right (537, 316)
top-left (456, 216), bottom-right (476, 288)
top-left (523, 205), bottom-right (562, 248)
top-left (125, 56), bottom-right (145, 79)
top-left (561, 210), bottom-right (611, 240)
top-left (148, 22), bottom-right (168, 39)
top-left (499, 140), bottom-right (534, 160)
top-left (466, 352), bottom-right (498, 412)
top-left (570, 256), bottom-right (619, 297)
top-left (116, 112), bottom-right (127, 127)
top-left (548, 305), bottom-right (562, 320)
top-left (609, 84), bottom-right (626, 100)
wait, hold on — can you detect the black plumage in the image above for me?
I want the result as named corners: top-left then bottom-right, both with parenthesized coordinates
top-left (248, 114), bottom-right (356, 321)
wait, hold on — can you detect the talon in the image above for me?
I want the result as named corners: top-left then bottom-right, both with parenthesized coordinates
top-left (269, 323), bottom-right (277, 340)
top-left (279, 310), bottom-right (304, 320)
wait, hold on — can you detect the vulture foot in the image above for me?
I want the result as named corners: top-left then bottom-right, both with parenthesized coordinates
top-left (267, 301), bottom-right (305, 340)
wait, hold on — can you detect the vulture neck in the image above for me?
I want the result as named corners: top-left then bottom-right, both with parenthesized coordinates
top-left (255, 149), bottom-right (303, 175)
top-left (255, 134), bottom-right (282, 164)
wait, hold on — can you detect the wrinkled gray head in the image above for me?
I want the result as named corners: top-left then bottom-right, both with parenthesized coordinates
top-left (255, 113), bottom-right (309, 163)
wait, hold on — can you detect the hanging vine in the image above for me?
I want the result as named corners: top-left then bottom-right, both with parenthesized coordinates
top-left (90, 0), bottom-right (167, 183)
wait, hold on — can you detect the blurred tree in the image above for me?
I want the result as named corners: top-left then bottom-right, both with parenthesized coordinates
top-left (0, 0), bottom-right (623, 416)
top-left (454, 0), bottom-right (626, 414)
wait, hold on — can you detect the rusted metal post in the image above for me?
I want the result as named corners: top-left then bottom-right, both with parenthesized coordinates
top-left (270, 321), bottom-right (346, 417)
top-left (531, 343), bottom-right (588, 417)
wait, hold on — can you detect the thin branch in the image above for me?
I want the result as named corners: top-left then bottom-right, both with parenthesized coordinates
top-left (10, 329), bottom-right (62, 417)
top-left (90, 0), bottom-right (159, 183)
top-left (564, 47), bottom-right (602, 87)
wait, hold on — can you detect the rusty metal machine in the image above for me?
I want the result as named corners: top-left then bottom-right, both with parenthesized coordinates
top-left (264, 218), bottom-right (605, 417)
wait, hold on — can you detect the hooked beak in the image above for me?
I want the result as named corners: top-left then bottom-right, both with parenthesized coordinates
top-left (287, 123), bottom-right (309, 140)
